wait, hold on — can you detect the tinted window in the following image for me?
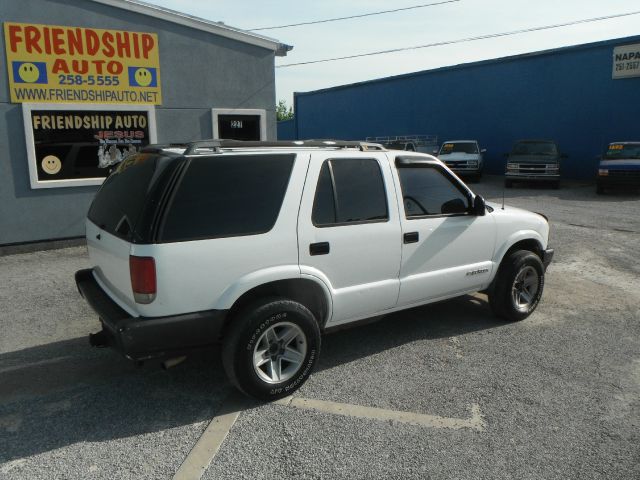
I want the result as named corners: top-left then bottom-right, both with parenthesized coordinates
top-left (312, 158), bottom-right (388, 226)
top-left (160, 154), bottom-right (294, 242)
top-left (312, 162), bottom-right (337, 225)
top-left (88, 153), bottom-right (160, 239)
top-left (512, 142), bottom-right (558, 155)
top-left (398, 166), bottom-right (469, 217)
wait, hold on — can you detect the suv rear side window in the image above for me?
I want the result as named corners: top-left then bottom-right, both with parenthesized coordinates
top-left (88, 153), bottom-right (160, 239)
top-left (160, 154), bottom-right (294, 242)
top-left (312, 158), bottom-right (388, 226)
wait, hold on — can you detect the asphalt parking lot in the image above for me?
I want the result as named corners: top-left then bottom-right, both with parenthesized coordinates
top-left (1, 176), bottom-right (639, 480)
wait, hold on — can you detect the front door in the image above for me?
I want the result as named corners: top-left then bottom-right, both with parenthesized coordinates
top-left (298, 152), bottom-right (402, 326)
top-left (392, 157), bottom-right (496, 306)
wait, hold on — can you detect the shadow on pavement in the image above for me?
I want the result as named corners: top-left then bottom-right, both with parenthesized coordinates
top-left (0, 294), bottom-right (502, 463)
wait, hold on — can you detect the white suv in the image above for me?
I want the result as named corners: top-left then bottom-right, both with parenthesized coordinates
top-left (76, 140), bottom-right (553, 400)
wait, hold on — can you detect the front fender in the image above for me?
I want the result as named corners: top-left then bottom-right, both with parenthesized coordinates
top-left (492, 230), bottom-right (546, 270)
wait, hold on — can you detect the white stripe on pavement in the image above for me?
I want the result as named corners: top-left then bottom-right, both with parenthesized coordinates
top-left (172, 394), bottom-right (246, 480)
top-left (275, 396), bottom-right (486, 431)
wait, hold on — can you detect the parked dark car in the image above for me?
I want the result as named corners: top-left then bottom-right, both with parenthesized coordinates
top-left (504, 140), bottom-right (566, 189)
top-left (596, 142), bottom-right (640, 194)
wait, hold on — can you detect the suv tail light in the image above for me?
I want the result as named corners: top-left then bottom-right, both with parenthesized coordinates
top-left (129, 256), bottom-right (156, 304)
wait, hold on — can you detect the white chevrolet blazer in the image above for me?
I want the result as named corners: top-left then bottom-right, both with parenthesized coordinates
top-left (76, 140), bottom-right (554, 400)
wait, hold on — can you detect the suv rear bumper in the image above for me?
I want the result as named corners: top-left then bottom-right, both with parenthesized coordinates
top-left (75, 268), bottom-right (227, 361)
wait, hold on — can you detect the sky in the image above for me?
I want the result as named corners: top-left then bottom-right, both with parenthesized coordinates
top-left (143, 0), bottom-right (640, 106)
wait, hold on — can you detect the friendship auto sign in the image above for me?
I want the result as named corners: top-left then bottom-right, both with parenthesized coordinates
top-left (4, 22), bottom-right (162, 104)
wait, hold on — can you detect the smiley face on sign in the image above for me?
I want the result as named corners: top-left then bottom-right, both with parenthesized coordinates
top-left (41, 155), bottom-right (62, 175)
top-left (18, 62), bottom-right (40, 83)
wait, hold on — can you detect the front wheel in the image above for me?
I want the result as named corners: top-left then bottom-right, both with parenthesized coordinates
top-left (489, 250), bottom-right (545, 322)
top-left (222, 298), bottom-right (321, 400)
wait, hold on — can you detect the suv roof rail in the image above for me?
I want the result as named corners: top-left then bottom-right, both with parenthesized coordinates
top-left (141, 139), bottom-right (386, 155)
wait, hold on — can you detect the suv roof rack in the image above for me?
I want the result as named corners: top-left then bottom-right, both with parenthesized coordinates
top-left (141, 139), bottom-right (386, 155)
top-left (365, 135), bottom-right (439, 146)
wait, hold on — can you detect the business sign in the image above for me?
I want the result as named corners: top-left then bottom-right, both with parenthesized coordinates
top-left (5, 22), bottom-right (161, 104)
top-left (22, 103), bottom-right (157, 189)
top-left (612, 43), bottom-right (640, 79)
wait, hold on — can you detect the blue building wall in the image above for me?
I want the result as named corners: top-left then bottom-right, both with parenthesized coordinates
top-left (277, 119), bottom-right (296, 140)
top-left (290, 36), bottom-right (640, 179)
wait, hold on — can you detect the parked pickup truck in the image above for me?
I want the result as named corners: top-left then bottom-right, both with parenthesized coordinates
top-left (505, 139), bottom-right (566, 189)
top-left (76, 140), bottom-right (554, 400)
top-left (597, 142), bottom-right (640, 194)
top-left (437, 140), bottom-right (485, 182)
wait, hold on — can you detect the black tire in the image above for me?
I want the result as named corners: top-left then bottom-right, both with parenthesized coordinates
top-left (222, 298), bottom-right (321, 400)
top-left (505, 179), bottom-right (513, 188)
top-left (489, 250), bottom-right (545, 322)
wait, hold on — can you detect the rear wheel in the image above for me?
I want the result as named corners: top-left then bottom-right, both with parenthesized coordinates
top-left (222, 298), bottom-right (321, 400)
top-left (489, 250), bottom-right (545, 322)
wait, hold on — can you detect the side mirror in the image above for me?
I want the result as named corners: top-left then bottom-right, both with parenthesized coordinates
top-left (441, 198), bottom-right (467, 215)
top-left (473, 195), bottom-right (486, 216)
top-left (432, 148), bottom-right (439, 155)
top-left (480, 148), bottom-right (487, 153)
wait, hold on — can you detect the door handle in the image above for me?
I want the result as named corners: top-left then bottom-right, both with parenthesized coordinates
top-left (309, 242), bottom-right (330, 256)
top-left (404, 232), bottom-right (419, 244)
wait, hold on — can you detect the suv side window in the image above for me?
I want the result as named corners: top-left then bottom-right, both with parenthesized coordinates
top-left (312, 158), bottom-right (388, 226)
top-left (160, 154), bottom-right (294, 242)
top-left (397, 165), bottom-right (470, 217)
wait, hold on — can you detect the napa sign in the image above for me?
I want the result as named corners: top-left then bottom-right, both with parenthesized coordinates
top-left (4, 22), bottom-right (162, 104)
top-left (612, 43), bottom-right (640, 79)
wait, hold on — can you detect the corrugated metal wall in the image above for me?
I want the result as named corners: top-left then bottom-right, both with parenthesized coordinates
top-left (287, 35), bottom-right (640, 179)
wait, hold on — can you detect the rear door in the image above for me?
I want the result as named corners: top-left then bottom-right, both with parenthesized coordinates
top-left (298, 152), bottom-right (402, 326)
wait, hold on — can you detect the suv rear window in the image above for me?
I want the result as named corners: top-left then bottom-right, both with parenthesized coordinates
top-left (88, 153), bottom-right (161, 240)
top-left (160, 154), bottom-right (294, 242)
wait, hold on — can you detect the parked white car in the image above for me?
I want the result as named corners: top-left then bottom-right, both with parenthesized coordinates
top-left (76, 140), bottom-right (553, 400)
top-left (437, 140), bottom-right (485, 181)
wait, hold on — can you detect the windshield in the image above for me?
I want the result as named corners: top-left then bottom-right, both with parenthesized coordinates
top-left (439, 142), bottom-right (478, 154)
top-left (604, 143), bottom-right (640, 160)
top-left (512, 142), bottom-right (558, 156)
